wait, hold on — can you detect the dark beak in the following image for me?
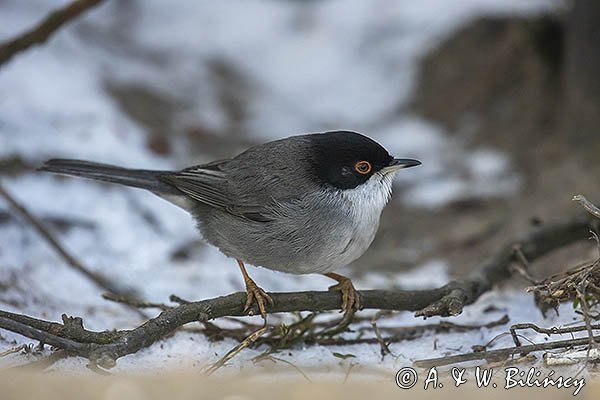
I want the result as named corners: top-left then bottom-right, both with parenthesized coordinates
top-left (389, 158), bottom-right (422, 169)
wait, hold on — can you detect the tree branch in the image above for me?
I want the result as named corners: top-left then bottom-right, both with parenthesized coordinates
top-left (0, 215), bottom-right (594, 368)
top-left (0, 0), bottom-right (106, 67)
top-left (415, 214), bottom-right (595, 317)
top-left (0, 183), bottom-right (140, 307)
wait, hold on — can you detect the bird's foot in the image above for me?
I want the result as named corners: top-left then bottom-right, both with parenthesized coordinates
top-left (243, 278), bottom-right (273, 319)
top-left (325, 273), bottom-right (362, 318)
top-left (237, 259), bottom-right (273, 320)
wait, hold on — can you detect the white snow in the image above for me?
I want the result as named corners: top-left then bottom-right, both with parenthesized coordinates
top-left (0, 0), bottom-right (574, 378)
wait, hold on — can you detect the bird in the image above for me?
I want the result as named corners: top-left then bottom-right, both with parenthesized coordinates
top-left (39, 130), bottom-right (421, 319)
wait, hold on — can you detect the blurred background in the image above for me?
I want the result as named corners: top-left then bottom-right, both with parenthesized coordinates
top-left (1, 0), bottom-right (600, 372)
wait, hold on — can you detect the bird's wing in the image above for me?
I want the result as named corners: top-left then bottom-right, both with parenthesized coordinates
top-left (159, 163), bottom-right (230, 210)
top-left (158, 161), bottom-right (274, 222)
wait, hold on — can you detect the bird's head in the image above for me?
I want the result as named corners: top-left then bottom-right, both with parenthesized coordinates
top-left (309, 131), bottom-right (421, 192)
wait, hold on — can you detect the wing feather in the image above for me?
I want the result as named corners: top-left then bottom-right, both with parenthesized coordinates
top-left (158, 162), bottom-right (273, 222)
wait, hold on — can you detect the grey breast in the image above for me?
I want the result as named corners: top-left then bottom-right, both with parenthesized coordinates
top-left (198, 188), bottom-right (360, 274)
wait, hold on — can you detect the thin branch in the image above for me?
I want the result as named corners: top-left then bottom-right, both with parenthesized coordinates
top-left (0, 344), bottom-right (29, 358)
top-left (510, 322), bottom-right (600, 347)
top-left (317, 315), bottom-right (509, 346)
top-left (204, 325), bottom-right (269, 375)
top-left (510, 244), bottom-right (539, 285)
top-left (414, 335), bottom-right (600, 368)
top-left (371, 313), bottom-right (392, 359)
top-left (545, 348), bottom-right (600, 365)
top-left (253, 355), bottom-right (312, 382)
top-left (573, 195), bottom-right (600, 219)
top-left (415, 215), bottom-right (593, 317)
top-left (102, 293), bottom-right (171, 311)
top-left (0, 183), bottom-right (139, 303)
top-left (0, 0), bottom-right (106, 67)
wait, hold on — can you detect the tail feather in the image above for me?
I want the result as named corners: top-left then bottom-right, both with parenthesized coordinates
top-left (39, 159), bottom-right (177, 194)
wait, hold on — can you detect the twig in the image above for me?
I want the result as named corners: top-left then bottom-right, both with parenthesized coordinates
top-left (253, 355), bottom-right (312, 382)
top-left (0, 0), bottom-right (106, 67)
top-left (318, 315), bottom-right (509, 346)
top-left (0, 183), bottom-right (140, 304)
top-left (102, 293), bottom-right (171, 311)
top-left (0, 209), bottom-right (96, 232)
top-left (510, 322), bottom-right (600, 347)
top-left (527, 258), bottom-right (600, 314)
top-left (545, 348), bottom-right (600, 365)
top-left (169, 295), bottom-right (191, 305)
top-left (575, 267), bottom-right (598, 348)
top-left (355, 314), bottom-right (509, 336)
top-left (371, 313), bottom-right (392, 360)
top-left (342, 363), bottom-right (355, 384)
top-left (414, 335), bottom-right (600, 368)
top-left (510, 244), bottom-right (539, 285)
top-left (573, 195), bottom-right (600, 219)
top-left (204, 325), bottom-right (269, 375)
top-left (416, 215), bottom-right (593, 317)
top-left (0, 344), bottom-right (29, 358)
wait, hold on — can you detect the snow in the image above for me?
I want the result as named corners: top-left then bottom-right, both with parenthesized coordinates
top-left (0, 0), bottom-right (576, 378)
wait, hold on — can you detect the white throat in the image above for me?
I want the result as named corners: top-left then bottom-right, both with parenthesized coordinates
top-left (340, 171), bottom-right (395, 217)
top-left (331, 171), bottom-right (396, 269)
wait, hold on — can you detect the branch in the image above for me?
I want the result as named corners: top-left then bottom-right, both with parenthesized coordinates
top-left (0, 0), bottom-right (106, 67)
top-left (0, 215), bottom-right (594, 368)
top-left (414, 335), bottom-right (600, 368)
top-left (0, 183), bottom-right (138, 301)
top-left (573, 194), bottom-right (600, 219)
top-left (415, 214), bottom-right (595, 317)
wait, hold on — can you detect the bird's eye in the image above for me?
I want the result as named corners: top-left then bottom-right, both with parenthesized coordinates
top-left (354, 160), bottom-right (372, 175)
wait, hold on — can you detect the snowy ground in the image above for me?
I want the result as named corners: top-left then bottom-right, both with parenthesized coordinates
top-left (1, 0), bottom-right (587, 381)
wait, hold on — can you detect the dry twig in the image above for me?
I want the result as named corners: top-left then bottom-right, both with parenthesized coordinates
top-left (0, 183), bottom-right (142, 315)
top-left (510, 322), bottom-right (600, 347)
top-left (315, 315), bottom-right (509, 347)
top-left (102, 293), bottom-right (171, 311)
top-left (0, 0), bottom-right (106, 67)
top-left (526, 257), bottom-right (600, 316)
top-left (371, 313), bottom-right (392, 360)
top-left (415, 215), bottom-right (593, 317)
top-left (414, 334), bottom-right (600, 368)
top-left (204, 325), bottom-right (269, 375)
top-left (417, 319), bottom-right (600, 368)
top-left (0, 344), bottom-right (29, 358)
top-left (545, 347), bottom-right (600, 365)
top-left (573, 194), bottom-right (600, 219)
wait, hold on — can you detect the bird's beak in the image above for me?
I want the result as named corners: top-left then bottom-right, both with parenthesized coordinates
top-left (385, 158), bottom-right (422, 171)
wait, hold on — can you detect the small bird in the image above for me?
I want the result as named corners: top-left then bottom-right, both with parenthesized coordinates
top-left (40, 131), bottom-right (420, 319)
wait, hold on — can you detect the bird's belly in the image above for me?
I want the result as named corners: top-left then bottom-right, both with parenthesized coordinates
top-left (197, 189), bottom-right (386, 275)
top-left (290, 234), bottom-right (377, 274)
top-left (262, 207), bottom-right (381, 275)
top-left (314, 212), bottom-right (380, 273)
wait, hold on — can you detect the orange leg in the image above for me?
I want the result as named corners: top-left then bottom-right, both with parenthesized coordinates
top-left (237, 260), bottom-right (273, 319)
top-left (324, 272), bottom-right (362, 317)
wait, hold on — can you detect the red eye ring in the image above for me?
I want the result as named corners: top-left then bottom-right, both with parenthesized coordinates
top-left (354, 160), bottom-right (372, 175)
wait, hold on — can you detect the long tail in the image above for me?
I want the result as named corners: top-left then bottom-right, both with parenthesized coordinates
top-left (39, 159), bottom-right (178, 195)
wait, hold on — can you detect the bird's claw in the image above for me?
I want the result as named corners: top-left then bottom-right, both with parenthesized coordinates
top-left (328, 278), bottom-right (362, 317)
top-left (243, 280), bottom-right (273, 319)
